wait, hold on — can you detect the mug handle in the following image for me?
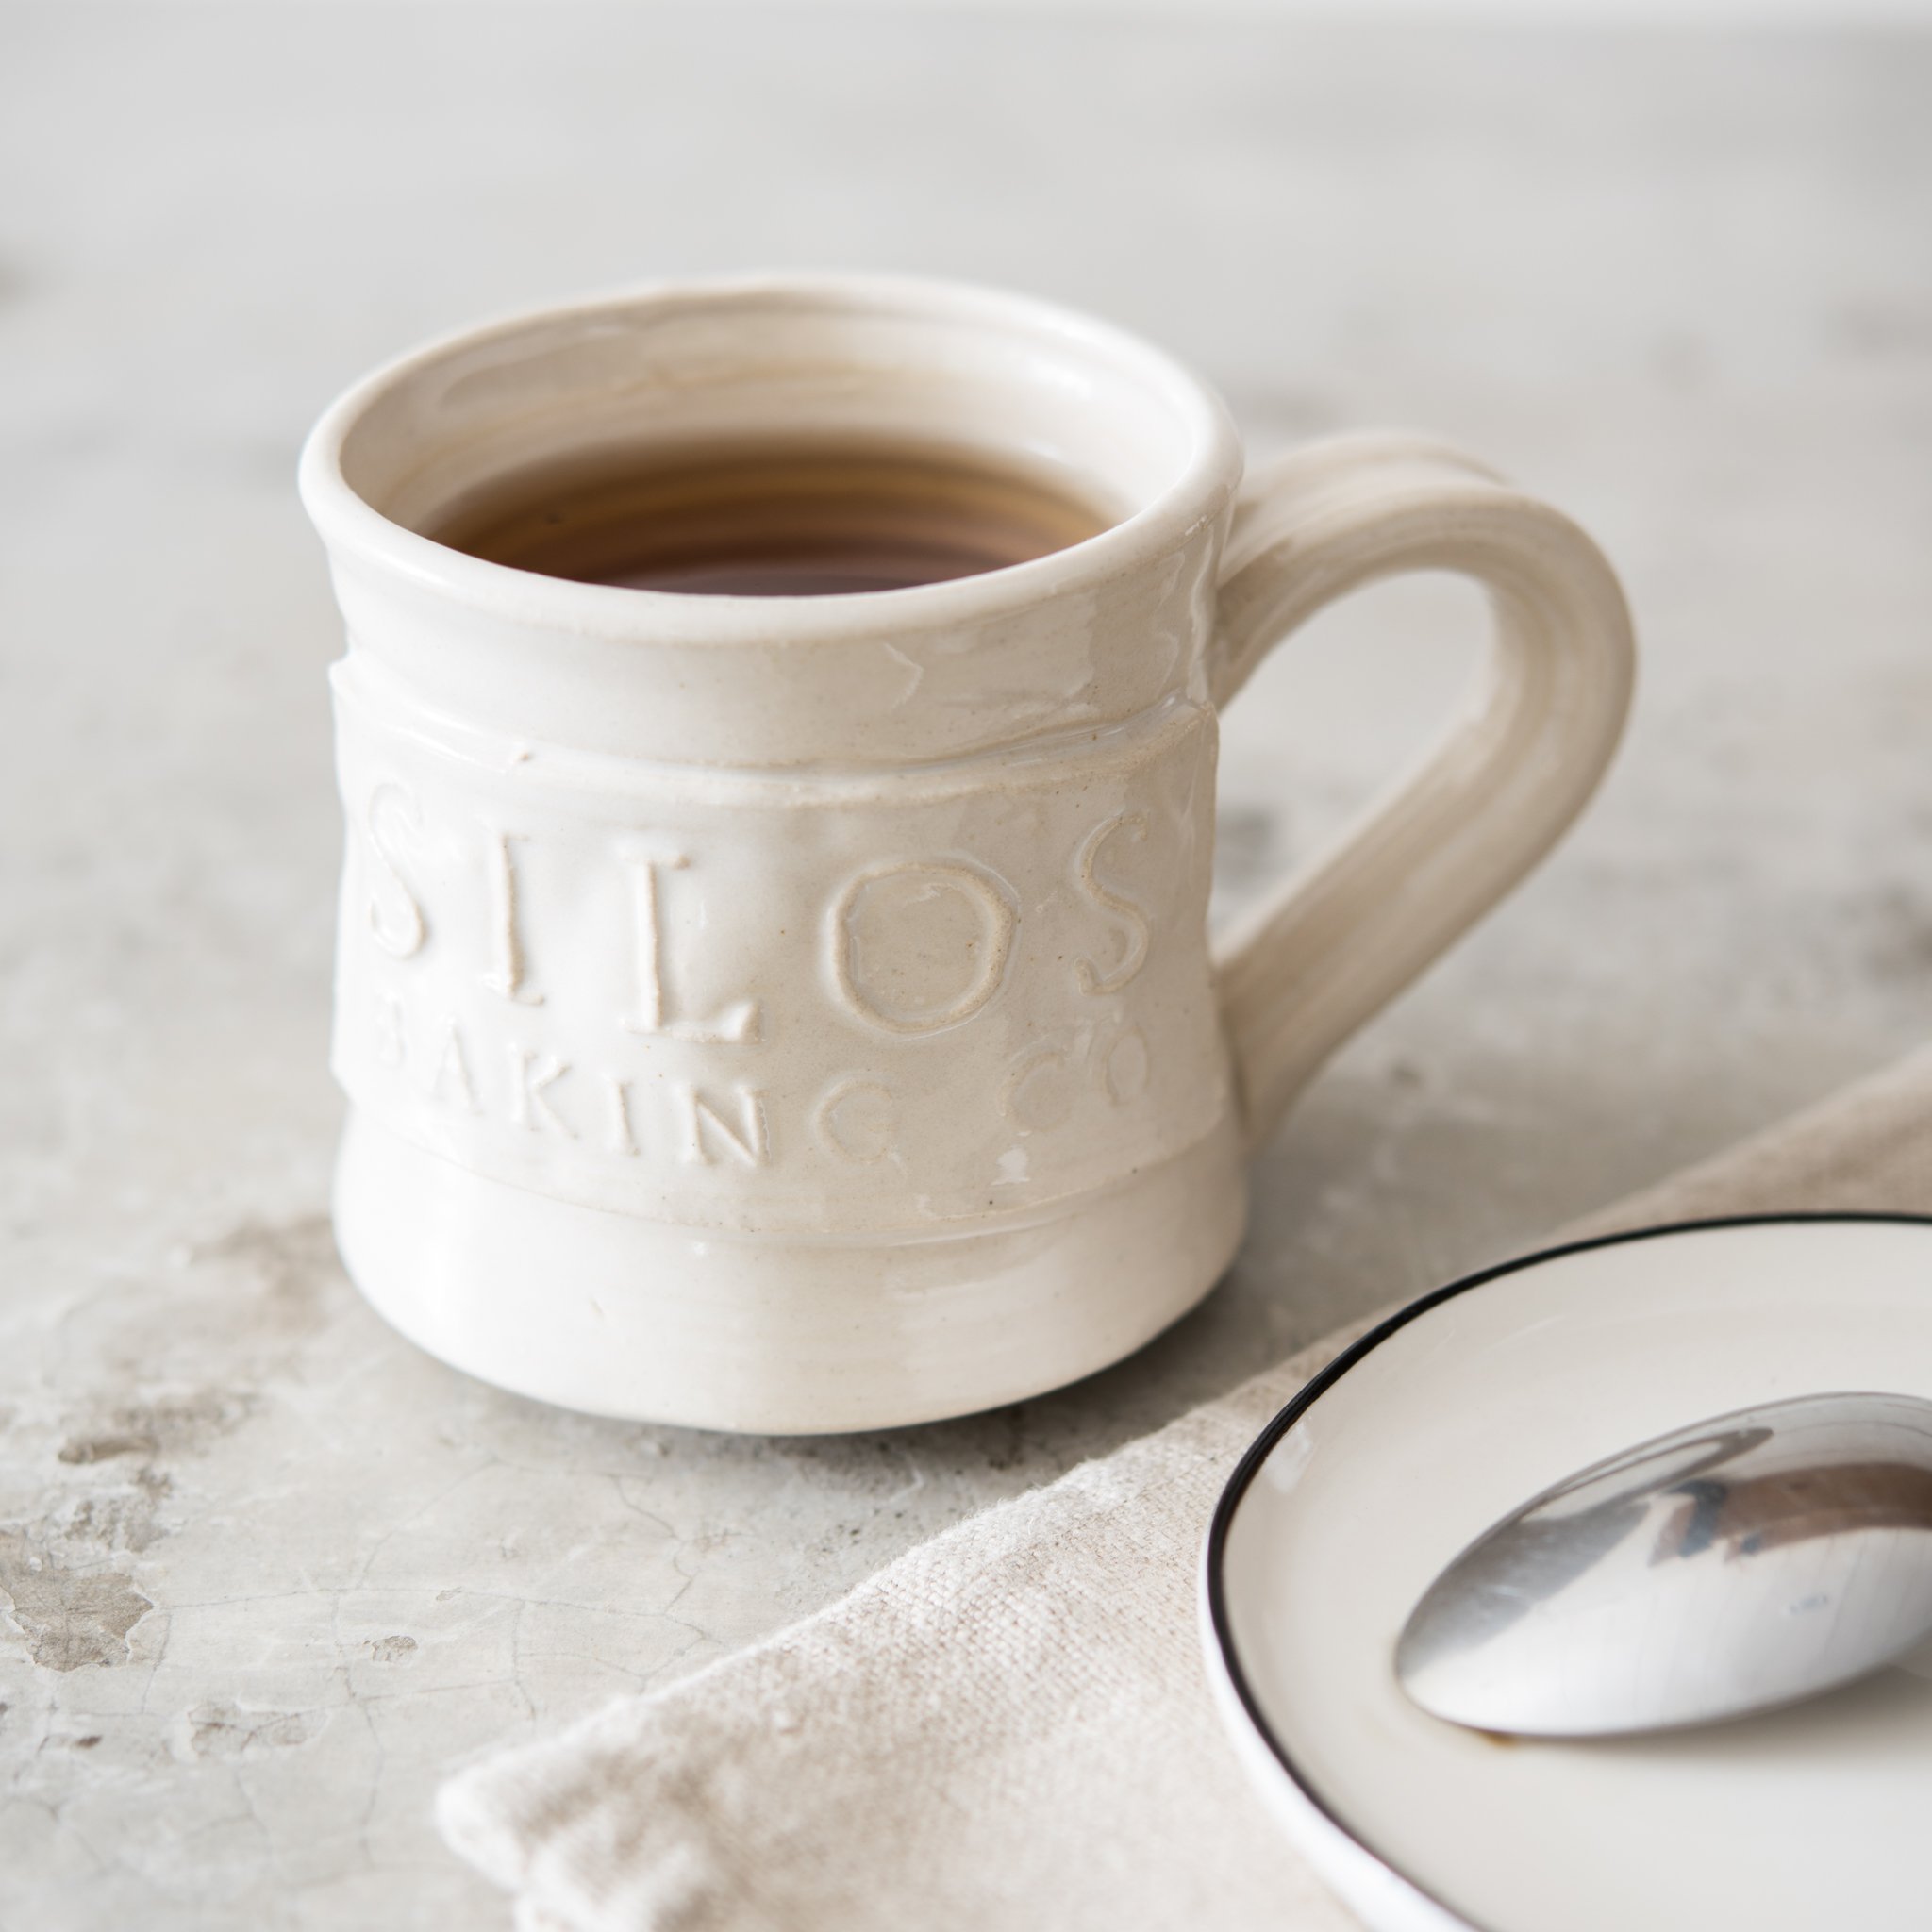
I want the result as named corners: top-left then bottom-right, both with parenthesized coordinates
top-left (1210, 432), bottom-right (1637, 1148)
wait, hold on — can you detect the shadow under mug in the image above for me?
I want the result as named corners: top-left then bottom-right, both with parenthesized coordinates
top-left (300, 274), bottom-right (1635, 1433)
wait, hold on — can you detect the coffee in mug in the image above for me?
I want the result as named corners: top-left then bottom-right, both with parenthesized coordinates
top-left (428, 436), bottom-right (1122, 596)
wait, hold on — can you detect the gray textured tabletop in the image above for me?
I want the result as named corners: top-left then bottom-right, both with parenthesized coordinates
top-left (4, 8), bottom-right (1930, 1925)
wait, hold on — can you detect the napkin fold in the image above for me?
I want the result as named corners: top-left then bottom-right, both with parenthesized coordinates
top-left (440, 1047), bottom-right (1932, 1932)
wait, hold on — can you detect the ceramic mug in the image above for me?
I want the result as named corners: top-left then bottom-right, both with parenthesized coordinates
top-left (301, 274), bottom-right (1635, 1433)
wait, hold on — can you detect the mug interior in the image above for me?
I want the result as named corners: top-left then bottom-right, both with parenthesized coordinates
top-left (322, 275), bottom-right (1232, 575)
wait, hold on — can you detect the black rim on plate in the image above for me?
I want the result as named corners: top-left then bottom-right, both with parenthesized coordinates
top-left (1202, 1210), bottom-right (1932, 1928)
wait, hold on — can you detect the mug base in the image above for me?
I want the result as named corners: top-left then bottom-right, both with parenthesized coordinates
top-left (330, 1108), bottom-right (1249, 1433)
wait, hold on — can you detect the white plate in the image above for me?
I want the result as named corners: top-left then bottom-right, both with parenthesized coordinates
top-left (1202, 1214), bottom-right (1932, 1932)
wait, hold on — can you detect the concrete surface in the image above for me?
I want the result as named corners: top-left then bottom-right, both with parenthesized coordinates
top-left (2, 7), bottom-right (1929, 1924)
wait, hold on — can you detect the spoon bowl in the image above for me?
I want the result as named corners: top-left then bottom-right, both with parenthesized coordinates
top-left (1396, 1390), bottom-right (1932, 1738)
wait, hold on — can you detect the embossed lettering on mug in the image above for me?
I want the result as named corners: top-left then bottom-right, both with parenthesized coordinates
top-left (618, 844), bottom-right (760, 1044)
top-left (481, 832), bottom-right (544, 1007)
top-left (1073, 812), bottom-right (1151, 996)
top-left (365, 785), bottom-right (427, 959)
top-left (329, 670), bottom-right (1229, 1230)
top-left (830, 859), bottom-right (1018, 1036)
top-left (812, 1078), bottom-right (898, 1166)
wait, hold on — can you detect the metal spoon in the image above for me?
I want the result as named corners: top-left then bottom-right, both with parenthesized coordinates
top-left (1395, 1391), bottom-right (1932, 1738)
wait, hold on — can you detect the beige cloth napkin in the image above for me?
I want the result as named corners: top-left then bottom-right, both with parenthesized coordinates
top-left (439, 1048), bottom-right (1932, 1932)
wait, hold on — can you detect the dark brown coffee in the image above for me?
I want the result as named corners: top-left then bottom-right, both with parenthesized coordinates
top-left (428, 438), bottom-right (1119, 596)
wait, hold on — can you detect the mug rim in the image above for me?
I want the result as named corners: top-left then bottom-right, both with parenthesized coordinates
top-left (298, 271), bottom-right (1243, 645)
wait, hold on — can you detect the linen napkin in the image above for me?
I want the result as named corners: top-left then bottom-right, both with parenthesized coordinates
top-left (440, 1046), bottom-right (1932, 1932)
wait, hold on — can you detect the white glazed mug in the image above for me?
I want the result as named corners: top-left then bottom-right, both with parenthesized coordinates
top-left (301, 275), bottom-right (1635, 1433)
